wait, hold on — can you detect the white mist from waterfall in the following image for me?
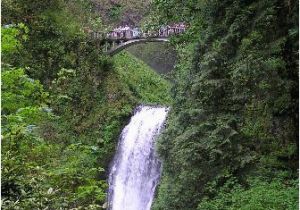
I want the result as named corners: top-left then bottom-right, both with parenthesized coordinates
top-left (108, 105), bottom-right (169, 210)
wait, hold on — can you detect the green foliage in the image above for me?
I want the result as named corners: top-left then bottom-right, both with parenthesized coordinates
top-left (114, 52), bottom-right (172, 105)
top-left (1, 23), bottom-right (29, 64)
top-left (2, 0), bottom-right (172, 209)
top-left (90, 17), bottom-right (104, 31)
top-left (1, 67), bottom-right (58, 209)
top-left (1, 0), bottom-right (104, 83)
top-left (2, 26), bottom-right (20, 54)
top-left (91, 0), bottom-right (152, 26)
top-left (40, 7), bottom-right (84, 39)
top-left (152, 0), bottom-right (298, 209)
top-left (198, 175), bottom-right (298, 210)
top-left (109, 4), bottom-right (123, 20)
top-left (2, 68), bottom-right (48, 114)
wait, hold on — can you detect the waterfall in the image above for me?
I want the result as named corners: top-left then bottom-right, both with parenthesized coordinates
top-left (108, 105), bottom-right (169, 210)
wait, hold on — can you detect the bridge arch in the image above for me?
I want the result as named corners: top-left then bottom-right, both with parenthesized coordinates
top-left (104, 38), bottom-right (169, 56)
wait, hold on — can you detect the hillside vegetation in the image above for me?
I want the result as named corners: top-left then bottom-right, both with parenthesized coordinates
top-left (151, 0), bottom-right (299, 209)
top-left (91, 0), bottom-right (151, 26)
top-left (1, 0), bottom-right (170, 209)
top-left (127, 42), bottom-right (177, 75)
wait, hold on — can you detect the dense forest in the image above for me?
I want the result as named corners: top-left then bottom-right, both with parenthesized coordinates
top-left (151, 0), bottom-right (299, 209)
top-left (1, 0), bottom-right (299, 209)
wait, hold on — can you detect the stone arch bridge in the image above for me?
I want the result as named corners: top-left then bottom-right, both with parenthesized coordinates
top-left (88, 24), bottom-right (186, 56)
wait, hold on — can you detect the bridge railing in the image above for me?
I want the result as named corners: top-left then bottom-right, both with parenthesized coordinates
top-left (89, 25), bottom-right (186, 41)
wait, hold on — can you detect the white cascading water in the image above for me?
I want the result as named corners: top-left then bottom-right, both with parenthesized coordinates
top-left (108, 105), bottom-right (169, 210)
